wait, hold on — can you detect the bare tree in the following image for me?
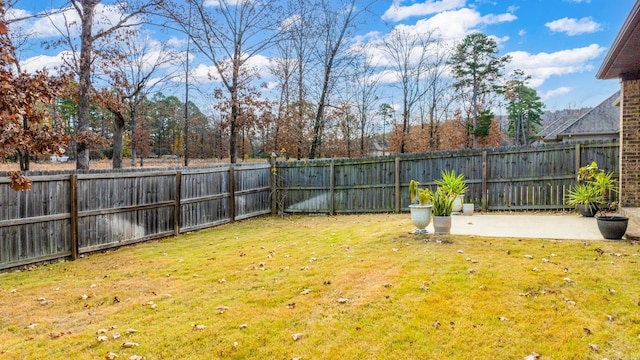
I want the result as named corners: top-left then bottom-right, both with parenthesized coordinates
top-left (351, 44), bottom-right (380, 156)
top-left (280, 0), bottom-right (316, 159)
top-left (381, 27), bottom-right (435, 153)
top-left (98, 29), bottom-right (179, 168)
top-left (44, 0), bottom-right (163, 170)
top-left (308, 0), bottom-right (372, 159)
top-left (422, 38), bottom-right (454, 150)
top-left (269, 30), bottom-right (298, 155)
top-left (166, 0), bottom-right (283, 163)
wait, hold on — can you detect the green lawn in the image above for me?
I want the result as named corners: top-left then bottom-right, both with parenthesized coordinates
top-left (1, 214), bottom-right (639, 359)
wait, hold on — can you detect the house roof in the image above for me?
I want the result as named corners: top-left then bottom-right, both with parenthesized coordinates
top-left (597, 1), bottom-right (640, 80)
top-left (538, 91), bottom-right (620, 141)
top-left (537, 115), bottom-right (579, 140)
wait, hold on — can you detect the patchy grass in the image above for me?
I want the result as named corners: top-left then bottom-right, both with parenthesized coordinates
top-left (1, 214), bottom-right (640, 359)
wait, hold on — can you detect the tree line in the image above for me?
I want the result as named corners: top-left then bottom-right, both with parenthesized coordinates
top-left (0, 0), bottom-right (545, 190)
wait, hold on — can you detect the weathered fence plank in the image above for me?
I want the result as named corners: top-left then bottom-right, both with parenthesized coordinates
top-left (180, 168), bottom-right (230, 232)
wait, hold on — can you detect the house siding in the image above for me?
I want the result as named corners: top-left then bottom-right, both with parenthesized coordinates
top-left (621, 79), bottom-right (640, 207)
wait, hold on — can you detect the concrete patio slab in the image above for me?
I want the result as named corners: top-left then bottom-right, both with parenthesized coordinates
top-left (425, 213), bottom-right (604, 240)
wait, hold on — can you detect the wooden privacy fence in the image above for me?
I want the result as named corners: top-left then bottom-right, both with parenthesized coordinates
top-left (0, 164), bottom-right (271, 270)
top-left (0, 142), bottom-right (619, 270)
top-left (274, 142), bottom-right (619, 214)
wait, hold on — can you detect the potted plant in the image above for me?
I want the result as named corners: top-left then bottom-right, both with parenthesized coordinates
top-left (577, 161), bottom-right (618, 201)
top-left (572, 161), bottom-right (626, 239)
top-left (596, 202), bottom-right (628, 240)
top-left (409, 180), bottom-right (433, 233)
top-left (434, 170), bottom-right (468, 214)
top-left (565, 183), bottom-right (600, 217)
top-left (567, 161), bottom-right (619, 218)
top-left (432, 187), bottom-right (454, 234)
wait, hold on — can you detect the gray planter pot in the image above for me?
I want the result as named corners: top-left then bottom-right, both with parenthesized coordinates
top-left (433, 215), bottom-right (452, 234)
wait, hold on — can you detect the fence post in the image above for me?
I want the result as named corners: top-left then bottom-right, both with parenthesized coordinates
top-left (574, 143), bottom-right (581, 178)
top-left (270, 157), bottom-right (277, 215)
top-left (174, 171), bottom-right (181, 237)
top-left (482, 151), bottom-right (488, 212)
top-left (69, 174), bottom-right (79, 260)
top-left (395, 157), bottom-right (401, 213)
top-left (229, 166), bottom-right (236, 222)
top-left (329, 160), bottom-right (335, 215)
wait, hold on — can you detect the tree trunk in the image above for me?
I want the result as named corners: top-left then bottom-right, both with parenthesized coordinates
top-left (112, 112), bottom-right (125, 169)
top-left (17, 149), bottom-right (30, 172)
top-left (76, 0), bottom-right (95, 170)
top-left (18, 114), bottom-right (30, 171)
top-left (309, 88), bottom-right (327, 159)
top-left (130, 107), bottom-right (137, 167)
top-left (230, 94), bottom-right (238, 164)
top-left (472, 71), bottom-right (478, 149)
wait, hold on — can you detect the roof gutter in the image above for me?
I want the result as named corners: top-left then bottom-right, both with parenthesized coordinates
top-left (597, 1), bottom-right (640, 79)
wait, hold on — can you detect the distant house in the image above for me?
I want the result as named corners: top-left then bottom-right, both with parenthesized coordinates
top-left (370, 139), bottom-right (388, 157)
top-left (536, 91), bottom-right (620, 144)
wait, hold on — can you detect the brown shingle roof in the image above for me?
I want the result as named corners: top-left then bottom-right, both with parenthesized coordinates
top-left (537, 91), bottom-right (620, 141)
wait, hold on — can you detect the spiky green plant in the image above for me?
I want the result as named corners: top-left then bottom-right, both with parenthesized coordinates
top-left (434, 170), bottom-right (468, 196)
top-left (432, 187), bottom-right (454, 216)
top-left (565, 183), bottom-right (601, 212)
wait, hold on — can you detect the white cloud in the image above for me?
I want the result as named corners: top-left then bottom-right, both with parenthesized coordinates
top-left (185, 53), bottom-right (272, 84)
top-left (490, 35), bottom-right (510, 46)
top-left (5, 8), bottom-right (31, 22)
top-left (15, 3), bottom-right (143, 39)
top-left (541, 87), bottom-right (572, 100)
top-left (21, 52), bottom-right (71, 73)
top-left (382, 0), bottom-right (465, 22)
top-left (166, 36), bottom-right (187, 49)
top-left (204, 0), bottom-right (250, 6)
top-left (401, 8), bottom-right (516, 41)
top-left (506, 44), bottom-right (606, 87)
top-left (191, 63), bottom-right (220, 82)
top-left (545, 17), bottom-right (602, 36)
top-left (518, 29), bottom-right (526, 36)
top-left (564, 0), bottom-right (590, 3)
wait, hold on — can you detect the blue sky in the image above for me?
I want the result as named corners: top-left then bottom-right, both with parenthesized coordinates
top-left (365, 0), bottom-right (634, 111)
top-left (6, 0), bottom-right (636, 112)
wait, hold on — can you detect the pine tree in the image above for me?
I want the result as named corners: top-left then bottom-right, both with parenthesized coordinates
top-left (503, 70), bottom-right (545, 146)
top-left (448, 32), bottom-right (510, 148)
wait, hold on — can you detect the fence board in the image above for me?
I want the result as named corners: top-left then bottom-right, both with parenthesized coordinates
top-left (180, 168), bottom-right (230, 232)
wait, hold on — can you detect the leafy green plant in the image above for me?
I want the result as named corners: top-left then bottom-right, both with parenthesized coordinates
top-left (434, 169), bottom-right (468, 196)
top-left (409, 180), bottom-right (433, 205)
top-left (568, 161), bottom-right (618, 214)
top-left (565, 183), bottom-right (600, 212)
top-left (432, 187), bottom-right (454, 216)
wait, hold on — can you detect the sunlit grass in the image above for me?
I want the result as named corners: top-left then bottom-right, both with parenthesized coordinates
top-left (1, 214), bottom-right (640, 359)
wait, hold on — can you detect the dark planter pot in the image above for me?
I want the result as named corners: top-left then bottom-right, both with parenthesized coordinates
top-left (577, 204), bottom-right (597, 217)
top-left (596, 216), bottom-right (629, 240)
